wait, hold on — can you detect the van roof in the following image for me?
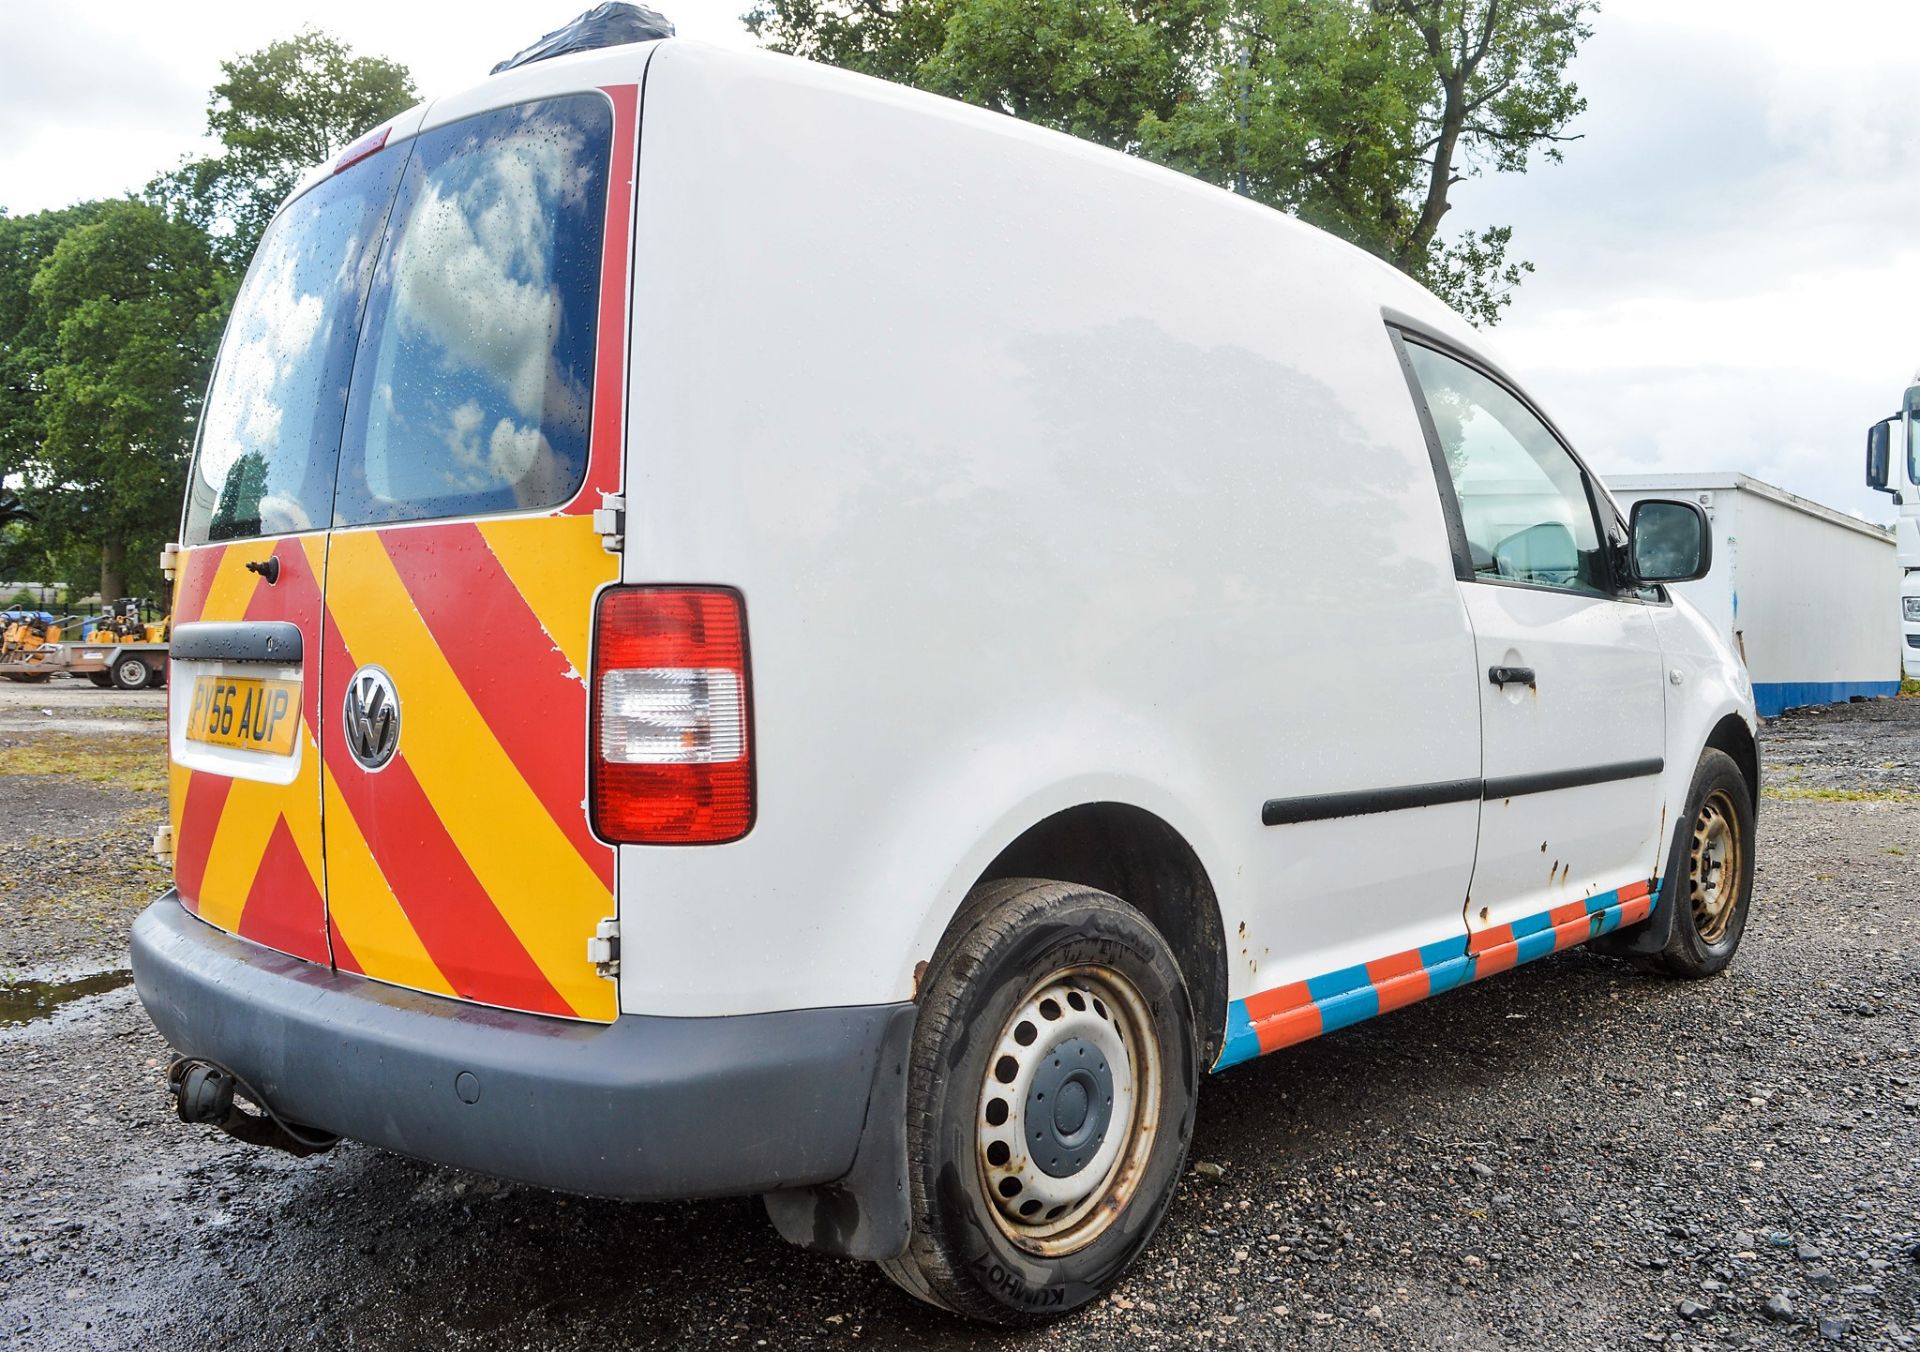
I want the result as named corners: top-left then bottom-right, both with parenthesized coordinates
top-left (278, 37), bottom-right (1520, 422)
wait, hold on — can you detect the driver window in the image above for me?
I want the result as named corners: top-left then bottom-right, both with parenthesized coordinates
top-left (1404, 342), bottom-right (1611, 598)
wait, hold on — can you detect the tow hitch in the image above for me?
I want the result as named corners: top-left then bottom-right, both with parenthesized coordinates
top-left (168, 1058), bottom-right (339, 1158)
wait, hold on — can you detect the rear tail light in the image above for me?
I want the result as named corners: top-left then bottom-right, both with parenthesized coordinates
top-left (591, 587), bottom-right (753, 844)
top-left (333, 124), bottom-right (390, 174)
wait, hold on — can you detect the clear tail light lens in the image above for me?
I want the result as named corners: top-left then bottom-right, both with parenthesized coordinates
top-left (591, 588), bottom-right (752, 844)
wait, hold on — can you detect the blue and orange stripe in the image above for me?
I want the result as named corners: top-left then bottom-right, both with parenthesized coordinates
top-left (1216, 878), bottom-right (1660, 1070)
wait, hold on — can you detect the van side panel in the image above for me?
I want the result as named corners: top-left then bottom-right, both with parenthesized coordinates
top-left (615, 45), bottom-right (1484, 1019)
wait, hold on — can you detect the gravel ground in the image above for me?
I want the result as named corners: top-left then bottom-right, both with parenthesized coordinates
top-left (1, 683), bottom-right (1916, 1350)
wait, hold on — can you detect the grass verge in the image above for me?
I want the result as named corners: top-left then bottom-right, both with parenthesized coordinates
top-left (1762, 785), bottom-right (1917, 804)
top-left (0, 734), bottom-right (168, 793)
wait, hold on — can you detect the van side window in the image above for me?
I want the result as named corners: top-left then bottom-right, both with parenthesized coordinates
top-left (182, 156), bottom-right (405, 544)
top-left (333, 94), bottom-right (612, 528)
top-left (1403, 342), bottom-right (1611, 598)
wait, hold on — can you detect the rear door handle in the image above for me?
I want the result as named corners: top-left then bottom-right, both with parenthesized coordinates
top-left (171, 621), bottom-right (304, 663)
top-left (1489, 665), bottom-right (1536, 688)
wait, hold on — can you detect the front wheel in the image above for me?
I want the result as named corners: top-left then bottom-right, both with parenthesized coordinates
top-left (1644, 748), bottom-right (1755, 978)
top-left (880, 878), bottom-right (1198, 1323)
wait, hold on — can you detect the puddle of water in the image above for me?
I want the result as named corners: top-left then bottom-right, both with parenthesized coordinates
top-left (0, 969), bottom-right (133, 1027)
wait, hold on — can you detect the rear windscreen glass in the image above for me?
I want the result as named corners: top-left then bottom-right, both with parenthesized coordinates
top-left (182, 155), bottom-right (404, 544)
top-left (333, 94), bottom-right (612, 528)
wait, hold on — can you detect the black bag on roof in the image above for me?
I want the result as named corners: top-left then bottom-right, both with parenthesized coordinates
top-left (491, 3), bottom-right (675, 75)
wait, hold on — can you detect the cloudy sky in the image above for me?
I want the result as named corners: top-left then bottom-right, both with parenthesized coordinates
top-left (2, 0), bottom-right (1915, 523)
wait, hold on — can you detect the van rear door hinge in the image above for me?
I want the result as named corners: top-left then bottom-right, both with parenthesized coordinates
top-left (587, 917), bottom-right (621, 978)
top-left (159, 542), bottom-right (182, 583)
top-left (592, 493), bottom-right (625, 555)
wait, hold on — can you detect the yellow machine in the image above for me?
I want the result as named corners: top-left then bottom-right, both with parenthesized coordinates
top-left (92, 598), bottom-right (168, 645)
top-left (2, 615), bottom-right (64, 649)
top-left (0, 599), bottom-right (171, 686)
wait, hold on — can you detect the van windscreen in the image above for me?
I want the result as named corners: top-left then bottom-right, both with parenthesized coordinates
top-left (183, 155), bottom-right (405, 544)
top-left (333, 94), bottom-right (612, 527)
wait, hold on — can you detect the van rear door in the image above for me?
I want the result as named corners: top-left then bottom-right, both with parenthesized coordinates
top-left (169, 149), bottom-right (409, 963)
top-left (317, 89), bottom-right (637, 1022)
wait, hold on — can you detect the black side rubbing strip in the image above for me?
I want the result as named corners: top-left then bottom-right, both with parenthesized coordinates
top-left (1263, 760), bottom-right (1665, 825)
top-left (170, 621), bottom-right (304, 664)
top-left (1482, 759), bottom-right (1663, 801)
top-left (1261, 778), bottom-right (1483, 827)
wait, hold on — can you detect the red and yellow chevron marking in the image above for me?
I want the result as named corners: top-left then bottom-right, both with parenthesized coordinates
top-left (164, 82), bottom-right (637, 1022)
top-left (321, 514), bottom-right (619, 1020)
top-left (167, 515), bottom-right (619, 1022)
top-left (169, 536), bottom-right (330, 967)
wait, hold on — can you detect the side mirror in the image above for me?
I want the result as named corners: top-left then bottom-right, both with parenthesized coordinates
top-left (1867, 419), bottom-right (1895, 494)
top-left (1627, 499), bottom-right (1712, 585)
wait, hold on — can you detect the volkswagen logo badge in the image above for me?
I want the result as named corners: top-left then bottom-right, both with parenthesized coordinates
top-left (343, 665), bottom-right (400, 771)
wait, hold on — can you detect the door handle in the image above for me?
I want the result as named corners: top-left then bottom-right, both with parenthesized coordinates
top-left (1489, 665), bottom-right (1536, 688)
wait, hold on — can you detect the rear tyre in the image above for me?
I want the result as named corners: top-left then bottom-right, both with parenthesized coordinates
top-left (1643, 748), bottom-right (1754, 978)
top-left (145, 664), bottom-right (167, 690)
top-left (87, 672), bottom-right (114, 688)
top-left (110, 654), bottom-right (151, 691)
top-left (879, 878), bottom-right (1198, 1323)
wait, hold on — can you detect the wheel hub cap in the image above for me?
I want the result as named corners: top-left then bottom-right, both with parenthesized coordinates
top-left (976, 969), bottom-right (1160, 1253)
top-left (1026, 1036), bottom-right (1114, 1176)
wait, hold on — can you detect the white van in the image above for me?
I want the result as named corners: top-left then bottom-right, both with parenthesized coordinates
top-left (131, 32), bottom-right (1759, 1323)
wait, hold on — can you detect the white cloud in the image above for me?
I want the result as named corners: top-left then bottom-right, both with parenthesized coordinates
top-left (8, 0), bottom-right (1917, 528)
top-left (0, 1), bottom-right (754, 215)
top-left (1450, 4), bottom-right (1920, 524)
top-left (487, 417), bottom-right (545, 484)
top-left (197, 208), bottom-right (335, 484)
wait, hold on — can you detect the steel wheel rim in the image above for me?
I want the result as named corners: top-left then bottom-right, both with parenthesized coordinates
top-left (975, 964), bottom-right (1162, 1256)
top-left (1689, 788), bottom-right (1741, 944)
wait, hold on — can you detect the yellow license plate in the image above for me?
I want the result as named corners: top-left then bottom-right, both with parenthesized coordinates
top-left (184, 676), bottom-right (301, 755)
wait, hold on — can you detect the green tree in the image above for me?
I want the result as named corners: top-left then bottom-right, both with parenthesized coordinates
top-left (746, 0), bottom-right (1593, 323)
top-left (23, 201), bottom-right (230, 602)
top-left (0, 203), bottom-right (112, 600)
top-left (0, 204), bottom-right (109, 484)
top-left (154, 28), bottom-right (417, 266)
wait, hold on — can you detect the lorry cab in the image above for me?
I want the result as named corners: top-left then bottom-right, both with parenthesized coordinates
top-left (1865, 375), bottom-right (1920, 677)
top-left (133, 27), bottom-right (1760, 1323)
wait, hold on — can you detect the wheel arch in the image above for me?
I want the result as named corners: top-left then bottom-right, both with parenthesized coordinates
top-left (1703, 712), bottom-right (1760, 813)
top-left (968, 802), bottom-right (1229, 1067)
top-left (1608, 708), bottom-right (1760, 960)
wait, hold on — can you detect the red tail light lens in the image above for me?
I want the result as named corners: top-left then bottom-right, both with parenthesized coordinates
top-left (591, 587), bottom-right (753, 844)
top-left (333, 124), bottom-right (390, 174)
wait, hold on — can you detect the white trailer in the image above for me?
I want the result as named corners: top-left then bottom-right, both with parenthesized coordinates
top-left (1608, 473), bottom-right (1900, 717)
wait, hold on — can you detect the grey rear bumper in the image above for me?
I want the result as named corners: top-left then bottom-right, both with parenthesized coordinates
top-left (131, 894), bottom-right (913, 1205)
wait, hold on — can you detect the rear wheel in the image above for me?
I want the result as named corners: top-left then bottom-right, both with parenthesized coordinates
top-left (1644, 748), bottom-right (1754, 978)
top-left (110, 654), bottom-right (150, 691)
top-left (87, 672), bottom-right (114, 689)
top-left (880, 878), bottom-right (1197, 1323)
